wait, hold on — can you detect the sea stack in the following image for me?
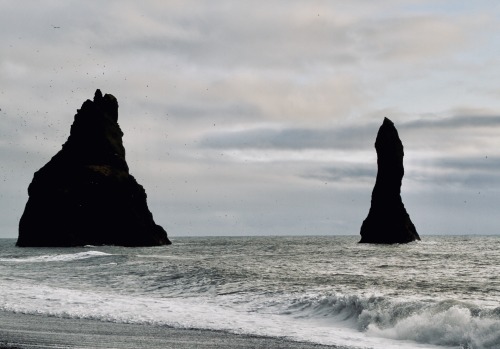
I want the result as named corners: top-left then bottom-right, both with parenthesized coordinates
top-left (17, 90), bottom-right (171, 247)
top-left (360, 117), bottom-right (420, 244)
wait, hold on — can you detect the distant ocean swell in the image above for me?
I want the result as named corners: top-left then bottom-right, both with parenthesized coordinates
top-left (0, 279), bottom-right (498, 348)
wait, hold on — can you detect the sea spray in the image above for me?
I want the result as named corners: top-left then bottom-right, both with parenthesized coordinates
top-left (366, 304), bottom-right (500, 349)
top-left (276, 293), bottom-right (500, 348)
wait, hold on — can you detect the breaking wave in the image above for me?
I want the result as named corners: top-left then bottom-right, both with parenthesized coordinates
top-left (281, 294), bottom-right (500, 349)
top-left (0, 281), bottom-right (497, 348)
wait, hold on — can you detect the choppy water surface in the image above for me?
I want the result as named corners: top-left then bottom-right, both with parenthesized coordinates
top-left (0, 236), bottom-right (498, 349)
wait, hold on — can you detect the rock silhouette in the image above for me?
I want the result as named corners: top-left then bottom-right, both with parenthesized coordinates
top-left (360, 117), bottom-right (420, 244)
top-left (17, 90), bottom-right (171, 247)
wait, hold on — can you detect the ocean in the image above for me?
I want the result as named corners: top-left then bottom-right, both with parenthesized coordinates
top-left (0, 236), bottom-right (498, 349)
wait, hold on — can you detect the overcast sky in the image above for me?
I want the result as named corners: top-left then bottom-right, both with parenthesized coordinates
top-left (1, 1), bottom-right (500, 238)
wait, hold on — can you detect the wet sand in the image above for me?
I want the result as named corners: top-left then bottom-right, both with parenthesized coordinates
top-left (0, 311), bottom-right (341, 349)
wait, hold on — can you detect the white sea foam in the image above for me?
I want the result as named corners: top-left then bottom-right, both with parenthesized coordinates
top-left (0, 251), bottom-right (112, 263)
top-left (262, 293), bottom-right (500, 349)
top-left (367, 304), bottom-right (500, 349)
top-left (0, 282), bottom-right (451, 349)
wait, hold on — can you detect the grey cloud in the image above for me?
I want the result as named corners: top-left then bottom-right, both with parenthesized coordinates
top-left (355, 15), bottom-right (471, 62)
top-left (401, 114), bottom-right (500, 130)
top-left (100, 6), bottom-right (357, 69)
top-left (76, 2), bottom-right (387, 73)
top-left (200, 114), bottom-right (500, 151)
top-left (200, 124), bottom-right (376, 150)
top-left (166, 102), bottom-right (262, 120)
top-left (438, 156), bottom-right (500, 171)
top-left (304, 164), bottom-right (376, 183)
top-left (95, 2), bottom-right (478, 72)
top-left (409, 156), bottom-right (500, 188)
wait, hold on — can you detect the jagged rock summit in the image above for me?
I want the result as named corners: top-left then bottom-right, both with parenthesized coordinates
top-left (17, 90), bottom-right (171, 247)
top-left (360, 117), bottom-right (420, 244)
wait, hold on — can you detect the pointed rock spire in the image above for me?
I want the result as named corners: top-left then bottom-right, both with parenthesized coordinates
top-left (17, 90), bottom-right (171, 247)
top-left (360, 117), bottom-right (420, 244)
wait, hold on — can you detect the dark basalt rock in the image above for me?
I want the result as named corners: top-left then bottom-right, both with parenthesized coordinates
top-left (360, 117), bottom-right (420, 244)
top-left (17, 90), bottom-right (171, 247)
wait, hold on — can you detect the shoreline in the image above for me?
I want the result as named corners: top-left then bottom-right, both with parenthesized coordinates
top-left (0, 311), bottom-right (342, 349)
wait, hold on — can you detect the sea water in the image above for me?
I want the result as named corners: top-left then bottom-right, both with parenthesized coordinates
top-left (0, 236), bottom-right (498, 349)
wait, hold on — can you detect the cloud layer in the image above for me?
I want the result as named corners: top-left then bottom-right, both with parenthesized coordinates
top-left (1, 1), bottom-right (500, 237)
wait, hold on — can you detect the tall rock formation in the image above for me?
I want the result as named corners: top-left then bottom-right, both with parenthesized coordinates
top-left (17, 90), bottom-right (171, 247)
top-left (360, 117), bottom-right (420, 244)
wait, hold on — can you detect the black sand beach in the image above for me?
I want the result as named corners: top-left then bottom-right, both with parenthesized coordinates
top-left (0, 311), bottom-right (340, 349)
